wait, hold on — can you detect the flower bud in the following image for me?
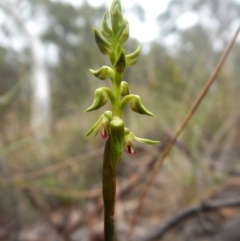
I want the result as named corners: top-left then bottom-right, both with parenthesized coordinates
top-left (84, 88), bottom-right (108, 112)
top-left (130, 95), bottom-right (154, 117)
top-left (114, 50), bottom-right (126, 75)
top-left (120, 81), bottom-right (130, 96)
top-left (89, 66), bottom-right (113, 80)
top-left (118, 18), bottom-right (129, 44)
top-left (110, 0), bottom-right (123, 34)
top-left (93, 28), bottom-right (112, 55)
top-left (110, 117), bottom-right (124, 157)
top-left (101, 12), bottom-right (112, 39)
top-left (103, 110), bottom-right (112, 120)
top-left (126, 44), bottom-right (141, 66)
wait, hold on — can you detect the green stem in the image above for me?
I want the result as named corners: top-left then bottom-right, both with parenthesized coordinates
top-left (112, 77), bottom-right (122, 117)
top-left (102, 137), bottom-right (117, 241)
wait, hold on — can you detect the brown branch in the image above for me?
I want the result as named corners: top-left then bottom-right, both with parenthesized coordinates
top-left (141, 197), bottom-right (240, 241)
top-left (129, 24), bottom-right (240, 237)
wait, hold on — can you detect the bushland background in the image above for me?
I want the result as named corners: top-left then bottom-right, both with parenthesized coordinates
top-left (0, 0), bottom-right (240, 240)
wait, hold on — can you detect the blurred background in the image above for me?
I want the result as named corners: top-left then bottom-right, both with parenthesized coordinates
top-left (0, 0), bottom-right (240, 240)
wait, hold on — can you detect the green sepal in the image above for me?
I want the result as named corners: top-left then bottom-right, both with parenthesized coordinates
top-left (93, 28), bottom-right (112, 55)
top-left (120, 81), bottom-right (130, 96)
top-left (101, 12), bottom-right (112, 39)
top-left (103, 87), bottom-right (115, 104)
top-left (110, 0), bottom-right (123, 34)
top-left (114, 50), bottom-right (126, 75)
top-left (89, 66), bottom-right (113, 80)
top-left (130, 95), bottom-right (154, 117)
top-left (126, 44), bottom-right (141, 66)
top-left (85, 115), bottom-right (103, 137)
top-left (134, 136), bottom-right (159, 145)
top-left (84, 88), bottom-right (108, 112)
top-left (110, 117), bottom-right (124, 158)
top-left (85, 111), bottom-right (112, 138)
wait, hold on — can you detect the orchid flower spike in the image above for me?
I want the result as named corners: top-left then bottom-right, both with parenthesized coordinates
top-left (85, 0), bottom-right (159, 157)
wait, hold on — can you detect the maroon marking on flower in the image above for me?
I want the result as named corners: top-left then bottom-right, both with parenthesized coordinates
top-left (125, 144), bottom-right (136, 156)
top-left (101, 128), bottom-right (109, 139)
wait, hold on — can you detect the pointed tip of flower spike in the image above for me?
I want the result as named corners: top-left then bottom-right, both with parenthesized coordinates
top-left (130, 95), bottom-right (155, 117)
top-left (110, 0), bottom-right (124, 34)
top-left (110, 0), bottom-right (121, 11)
top-left (93, 27), bottom-right (112, 55)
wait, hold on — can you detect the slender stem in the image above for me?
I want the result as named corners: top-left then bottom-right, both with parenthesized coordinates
top-left (103, 137), bottom-right (117, 241)
top-left (112, 80), bottom-right (122, 117)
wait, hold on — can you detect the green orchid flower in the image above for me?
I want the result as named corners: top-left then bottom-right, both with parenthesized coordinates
top-left (124, 128), bottom-right (159, 155)
top-left (86, 111), bottom-right (112, 139)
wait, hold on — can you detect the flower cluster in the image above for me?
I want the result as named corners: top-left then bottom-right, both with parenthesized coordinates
top-left (85, 0), bottom-right (159, 156)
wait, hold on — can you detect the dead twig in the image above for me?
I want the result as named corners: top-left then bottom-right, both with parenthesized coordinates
top-left (129, 25), bottom-right (240, 237)
top-left (141, 197), bottom-right (240, 241)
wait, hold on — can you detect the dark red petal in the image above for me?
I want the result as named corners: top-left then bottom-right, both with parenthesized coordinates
top-left (125, 145), bottom-right (136, 156)
top-left (101, 128), bottom-right (109, 139)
